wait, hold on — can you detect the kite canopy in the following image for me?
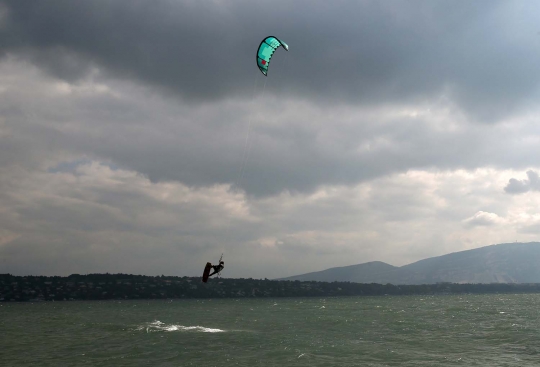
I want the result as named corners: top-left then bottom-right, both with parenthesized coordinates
top-left (256, 36), bottom-right (289, 76)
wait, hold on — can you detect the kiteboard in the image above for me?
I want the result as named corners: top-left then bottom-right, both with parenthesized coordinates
top-left (202, 262), bottom-right (212, 283)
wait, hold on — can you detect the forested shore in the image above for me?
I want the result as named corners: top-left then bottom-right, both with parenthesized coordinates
top-left (2, 273), bottom-right (540, 302)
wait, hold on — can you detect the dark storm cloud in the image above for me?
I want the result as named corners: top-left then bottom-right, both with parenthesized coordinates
top-left (505, 170), bottom-right (540, 194)
top-left (2, 0), bottom-right (539, 121)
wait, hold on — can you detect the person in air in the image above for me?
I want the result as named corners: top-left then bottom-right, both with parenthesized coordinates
top-left (208, 261), bottom-right (224, 277)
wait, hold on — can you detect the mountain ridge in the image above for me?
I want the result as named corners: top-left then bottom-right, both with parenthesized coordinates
top-left (280, 242), bottom-right (540, 284)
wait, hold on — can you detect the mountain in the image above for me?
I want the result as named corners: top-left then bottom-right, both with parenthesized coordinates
top-left (282, 261), bottom-right (399, 283)
top-left (280, 242), bottom-right (540, 284)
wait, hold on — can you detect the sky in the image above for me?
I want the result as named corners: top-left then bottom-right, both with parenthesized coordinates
top-left (1, 0), bottom-right (540, 278)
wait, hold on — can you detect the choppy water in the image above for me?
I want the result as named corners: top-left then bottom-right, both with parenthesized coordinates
top-left (2, 294), bottom-right (540, 366)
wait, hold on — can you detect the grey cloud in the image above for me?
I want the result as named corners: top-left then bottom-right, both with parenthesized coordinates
top-left (0, 163), bottom-right (252, 276)
top-left (3, 58), bottom-right (540, 198)
top-left (0, 147), bottom-right (533, 277)
top-left (518, 223), bottom-right (540, 234)
top-left (2, 0), bottom-right (539, 122)
top-left (463, 211), bottom-right (502, 227)
top-left (505, 178), bottom-right (530, 194)
top-left (504, 170), bottom-right (540, 194)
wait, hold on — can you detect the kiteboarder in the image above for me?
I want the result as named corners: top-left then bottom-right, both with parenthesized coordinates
top-left (209, 261), bottom-right (224, 277)
top-left (201, 255), bottom-right (224, 283)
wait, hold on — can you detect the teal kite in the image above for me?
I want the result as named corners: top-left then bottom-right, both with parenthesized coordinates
top-left (256, 36), bottom-right (289, 76)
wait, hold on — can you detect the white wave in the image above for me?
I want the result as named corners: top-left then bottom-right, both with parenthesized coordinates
top-left (164, 325), bottom-right (224, 333)
top-left (137, 320), bottom-right (224, 333)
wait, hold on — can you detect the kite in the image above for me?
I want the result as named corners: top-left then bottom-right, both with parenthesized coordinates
top-left (256, 36), bottom-right (289, 76)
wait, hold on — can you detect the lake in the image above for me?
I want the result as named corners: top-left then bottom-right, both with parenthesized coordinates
top-left (2, 294), bottom-right (539, 366)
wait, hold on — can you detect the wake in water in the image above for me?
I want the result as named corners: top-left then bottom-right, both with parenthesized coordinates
top-left (136, 320), bottom-right (224, 333)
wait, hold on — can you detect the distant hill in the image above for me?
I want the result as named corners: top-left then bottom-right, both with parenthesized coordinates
top-left (280, 242), bottom-right (540, 284)
top-left (282, 261), bottom-right (399, 283)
